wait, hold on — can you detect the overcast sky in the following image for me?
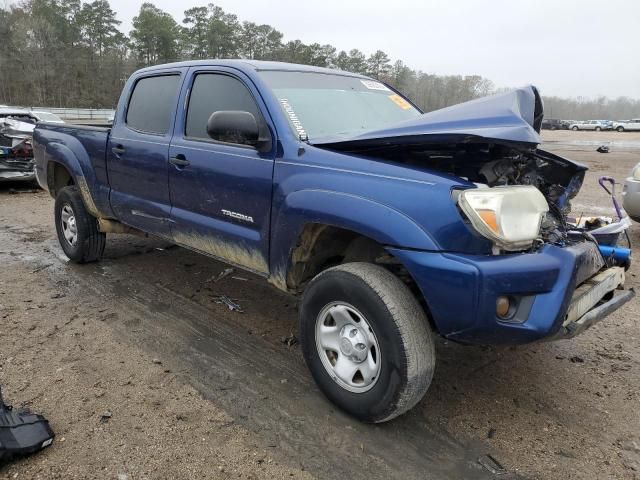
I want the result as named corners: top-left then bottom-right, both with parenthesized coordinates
top-left (107, 0), bottom-right (640, 99)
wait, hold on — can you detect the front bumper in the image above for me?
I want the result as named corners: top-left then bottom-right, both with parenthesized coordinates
top-left (389, 241), bottom-right (634, 345)
top-left (623, 176), bottom-right (640, 222)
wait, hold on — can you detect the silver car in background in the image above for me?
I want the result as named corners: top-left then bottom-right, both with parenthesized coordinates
top-left (623, 163), bottom-right (640, 222)
top-left (569, 120), bottom-right (613, 131)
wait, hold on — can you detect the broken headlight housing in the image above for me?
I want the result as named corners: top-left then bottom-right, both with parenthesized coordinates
top-left (458, 186), bottom-right (549, 251)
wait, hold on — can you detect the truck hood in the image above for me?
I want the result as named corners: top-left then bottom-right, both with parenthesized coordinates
top-left (312, 85), bottom-right (544, 151)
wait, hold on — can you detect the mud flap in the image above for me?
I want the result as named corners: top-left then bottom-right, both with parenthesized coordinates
top-left (0, 387), bottom-right (54, 463)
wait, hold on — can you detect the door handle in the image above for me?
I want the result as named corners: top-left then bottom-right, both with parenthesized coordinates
top-left (111, 145), bottom-right (125, 155)
top-left (169, 154), bottom-right (190, 167)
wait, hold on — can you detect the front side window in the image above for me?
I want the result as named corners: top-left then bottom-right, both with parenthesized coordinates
top-left (259, 71), bottom-right (421, 142)
top-left (126, 75), bottom-right (180, 134)
top-left (185, 73), bottom-right (265, 145)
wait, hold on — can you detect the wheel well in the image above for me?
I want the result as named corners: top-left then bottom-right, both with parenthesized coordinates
top-left (286, 224), bottom-right (414, 289)
top-left (48, 162), bottom-right (74, 197)
top-left (286, 223), bottom-right (435, 328)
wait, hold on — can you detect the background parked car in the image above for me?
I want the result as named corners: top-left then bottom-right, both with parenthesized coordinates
top-left (541, 118), bottom-right (566, 130)
top-left (30, 111), bottom-right (65, 124)
top-left (623, 163), bottom-right (640, 222)
top-left (613, 119), bottom-right (640, 132)
top-left (569, 120), bottom-right (612, 131)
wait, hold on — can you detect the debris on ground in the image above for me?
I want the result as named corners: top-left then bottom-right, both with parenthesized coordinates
top-left (0, 387), bottom-right (55, 463)
top-left (281, 333), bottom-right (298, 347)
top-left (207, 268), bottom-right (234, 283)
top-left (597, 145), bottom-right (610, 153)
top-left (100, 411), bottom-right (113, 423)
top-left (477, 454), bottom-right (506, 475)
top-left (231, 276), bottom-right (248, 281)
top-left (214, 295), bottom-right (244, 313)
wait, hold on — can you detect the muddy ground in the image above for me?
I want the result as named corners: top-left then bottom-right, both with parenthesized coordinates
top-left (1, 131), bottom-right (639, 479)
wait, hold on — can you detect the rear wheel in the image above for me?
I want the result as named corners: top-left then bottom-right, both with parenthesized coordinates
top-left (572, 126), bottom-right (579, 131)
top-left (595, 126), bottom-right (602, 131)
top-left (54, 185), bottom-right (105, 263)
top-left (299, 262), bottom-right (435, 422)
top-left (617, 126), bottom-right (625, 132)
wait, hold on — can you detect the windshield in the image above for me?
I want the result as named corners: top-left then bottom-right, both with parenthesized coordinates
top-left (259, 71), bottom-right (421, 142)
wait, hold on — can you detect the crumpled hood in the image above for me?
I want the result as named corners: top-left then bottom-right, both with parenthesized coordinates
top-left (313, 85), bottom-right (544, 150)
top-left (0, 118), bottom-right (35, 138)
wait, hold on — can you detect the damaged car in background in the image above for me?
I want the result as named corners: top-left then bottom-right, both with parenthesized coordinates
top-left (0, 108), bottom-right (37, 182)
top-left (33, 61), bottom-right (635, 423)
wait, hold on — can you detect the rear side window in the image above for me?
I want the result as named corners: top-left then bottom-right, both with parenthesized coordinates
top-left (185, 73), bottom-right (264, 143)
top-left (126, 75), bottom-right (180, 134)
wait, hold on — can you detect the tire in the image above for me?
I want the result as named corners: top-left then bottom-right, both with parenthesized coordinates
top-left (54, 185), bottom-right (106, 263)
top-left (299, 262), bottom-right (435, 423)
top-left (572, 126), bottom-right (579, 131)
top-left (595, 126), bottom-right (601, 131)
top-left (617, 126), bottom-right (625, 132)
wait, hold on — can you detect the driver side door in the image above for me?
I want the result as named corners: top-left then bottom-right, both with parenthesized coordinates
top-left (168, 67), bottom-right (276, 275)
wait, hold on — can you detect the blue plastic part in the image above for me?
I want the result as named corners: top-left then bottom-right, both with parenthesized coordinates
top-left (598, 245), bottom-right (631, 265)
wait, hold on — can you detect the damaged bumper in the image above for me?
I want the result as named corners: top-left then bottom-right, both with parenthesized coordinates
top-left (388, 241), bottom-right (634, 345)
top-left (0, 155), bottom-right (36, 182)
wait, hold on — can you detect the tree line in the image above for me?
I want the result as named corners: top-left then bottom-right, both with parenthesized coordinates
top-left (1, 0), bottom-right (639, 120)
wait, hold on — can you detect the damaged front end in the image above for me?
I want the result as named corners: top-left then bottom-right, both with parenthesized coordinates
top-left (0, 118), bottom-right (35, 182)
top-left (313, 86), bottom-right (634, 342)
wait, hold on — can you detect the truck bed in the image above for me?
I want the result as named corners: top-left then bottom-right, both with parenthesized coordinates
top-left (33, 123), bottom-right (113, 218)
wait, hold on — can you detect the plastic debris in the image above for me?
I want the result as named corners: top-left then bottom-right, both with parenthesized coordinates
top-left (207, 268), bottom-right (234, 283)
top-left (214, 295), bottom-right (244, 313)
top-left (477, 454), bottom-right (506, 475)
top-left (281, 334), bottom-right (298, 347)
top-left (0, 387), bottom-right (55, 463)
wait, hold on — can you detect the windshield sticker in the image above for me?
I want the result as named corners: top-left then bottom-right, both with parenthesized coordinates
top-left (279, 98), bottom-right (308, 140)
top-left (360, 80), bottom-right (390, 91)
top-left (388, 94), bottom-right (412, 110)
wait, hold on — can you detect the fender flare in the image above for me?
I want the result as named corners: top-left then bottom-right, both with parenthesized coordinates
top-left (269, 189), bottom-right (439, 288)
top-left (44, 142), bottom-right (102, 217)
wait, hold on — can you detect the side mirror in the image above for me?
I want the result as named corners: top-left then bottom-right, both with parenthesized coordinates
top-left (207, 111), bottom-right (271, 150)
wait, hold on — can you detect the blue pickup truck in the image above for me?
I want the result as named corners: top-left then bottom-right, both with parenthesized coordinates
top-left (33, 60), bottom-right (634, 422)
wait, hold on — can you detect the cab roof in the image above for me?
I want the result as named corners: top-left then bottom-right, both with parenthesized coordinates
top-left (135, 59), bottom-right (368, 79)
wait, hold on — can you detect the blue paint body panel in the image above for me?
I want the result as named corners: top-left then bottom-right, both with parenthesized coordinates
top-left (32, 59), bottom-right (630, 346)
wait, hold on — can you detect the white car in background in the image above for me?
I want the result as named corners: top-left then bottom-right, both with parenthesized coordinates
top-left (569, 120), bottom-right (612, 131)
top-left (624, 163), bottom-right (640, 222)
top-left (613, 119), bottom-right (640, 132)
top-left (30, 111), bottom-right (65, 124)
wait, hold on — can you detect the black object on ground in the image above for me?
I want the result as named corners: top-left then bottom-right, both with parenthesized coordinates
top-left (0, 387), bottom-right (54, 464)
top-left (596, 145), bottom-right (610, 153)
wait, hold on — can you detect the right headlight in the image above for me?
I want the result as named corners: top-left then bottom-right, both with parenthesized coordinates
top-left (458, 185), bottom-right (549, 251)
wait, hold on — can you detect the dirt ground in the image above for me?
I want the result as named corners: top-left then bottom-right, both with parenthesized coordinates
top-left (1, 131), bottom-right (639, 479)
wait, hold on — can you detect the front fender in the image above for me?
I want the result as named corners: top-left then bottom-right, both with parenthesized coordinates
top-left (269, 188), bottom-right (439, 287)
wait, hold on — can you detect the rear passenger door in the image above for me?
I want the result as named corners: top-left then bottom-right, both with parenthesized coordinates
top-left (107, 70), bottom-right (184, 238)
top-left (167, 67), bottom-right (276, 274)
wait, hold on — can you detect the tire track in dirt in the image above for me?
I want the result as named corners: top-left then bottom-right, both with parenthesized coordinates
top-left (1, 228), bottom-right (517, 479)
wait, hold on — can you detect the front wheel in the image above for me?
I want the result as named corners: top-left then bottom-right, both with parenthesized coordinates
top-left (595, 126), bottom-right (601, 131)
top-left (299, 263), bottom-right (435, 423)
top-left (572, 126), bottom-right (579, 131)
top-left (617, 126), bottom-right (625, 132)
top-left (55, 185), bottom-right (106, 263)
